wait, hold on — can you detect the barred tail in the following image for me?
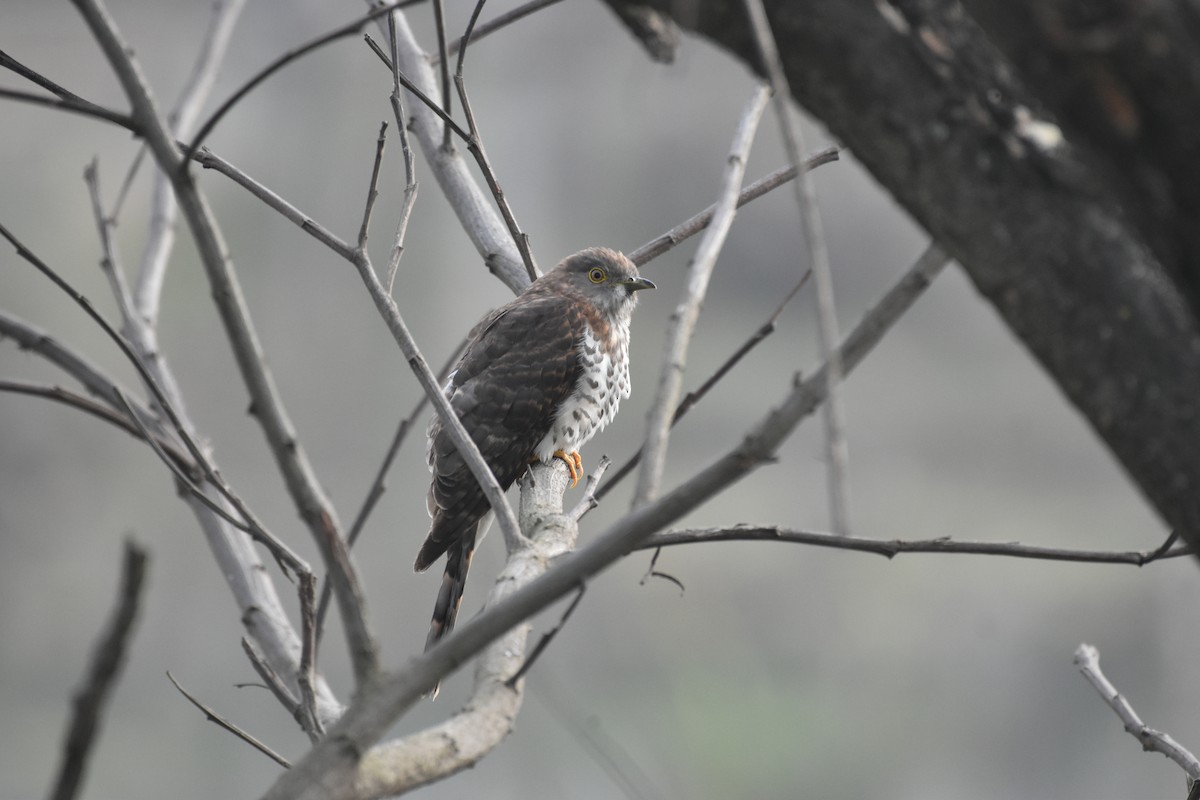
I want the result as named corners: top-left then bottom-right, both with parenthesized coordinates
top-left (424, 527), bottom-right (478, 652)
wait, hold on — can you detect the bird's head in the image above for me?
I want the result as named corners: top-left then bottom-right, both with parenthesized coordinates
top-left (549, 247), bottom-right (656, 318)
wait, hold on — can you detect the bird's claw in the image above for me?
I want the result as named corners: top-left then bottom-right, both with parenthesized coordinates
top-left (551, 450), bottom-right (583, 488)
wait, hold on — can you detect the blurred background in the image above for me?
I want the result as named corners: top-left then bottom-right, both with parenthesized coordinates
top-left (3, 2), bottom-right (1197, 799)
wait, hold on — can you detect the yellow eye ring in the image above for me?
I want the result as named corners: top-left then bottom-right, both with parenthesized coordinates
top-left (588, 267), bottom-right (606, 284)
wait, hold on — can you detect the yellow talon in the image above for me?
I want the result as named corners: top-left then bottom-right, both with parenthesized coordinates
top-left (552, 449), bottom-right (583, 487)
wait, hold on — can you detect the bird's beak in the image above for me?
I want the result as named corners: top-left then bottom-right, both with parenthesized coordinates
top-left (621, 276), bottom-right (656, 293)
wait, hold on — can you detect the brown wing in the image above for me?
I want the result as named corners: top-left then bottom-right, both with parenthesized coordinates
top-left (416, 291), bottom-right (583, 569)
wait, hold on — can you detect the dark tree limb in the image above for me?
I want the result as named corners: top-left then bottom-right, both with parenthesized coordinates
top-left (48, 540), bottom-right (148, 800)
top-left (605, 0), bottom-right (1200, 556)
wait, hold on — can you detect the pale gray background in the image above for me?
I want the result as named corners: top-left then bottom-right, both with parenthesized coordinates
top-left (2, 2), bottom-right (1196, 799)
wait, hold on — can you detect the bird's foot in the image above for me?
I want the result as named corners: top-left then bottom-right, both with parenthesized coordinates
top-left (551, 450), bottom-right (583, 488)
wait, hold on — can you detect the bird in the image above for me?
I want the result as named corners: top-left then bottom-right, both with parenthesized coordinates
top-left (415, 247), bottom-right (655, 657)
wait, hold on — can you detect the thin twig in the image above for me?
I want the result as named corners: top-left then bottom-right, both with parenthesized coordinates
top-left (743, 0), bottom-right (851, 535)
top-left (432, 0), bottom-right (453, 149)
top-left (297, 574), bottom-right (324, 743)
top-left (358, 121), bottom-right (389, 250)
top-left (1, 220), bottom-right (195, 460)
top-left (48, 540), bottom-right (148, 800)
top-left (111, 144), bottom-right (146, 221)
top-left (632, 84), bottom-right (772, 507)
top-left (441, 0), bottom-right (567, 60)
top-left (505, 583), bottom-right (586, 688)
top-left (367, 11), bottom-right (529, 293)
top-left (83, 160), bottom-right (134, 319)
top-left (72, 0), bottom-right (378, 685)
top-left (135, 0), bottom-right (248, 324)
top-left (599, 270), bottom-right (810, 501)
top-left (91, 176), bottom-right (315, 577)
top-left (1074, 643), bottom-right (1200, 779)
top-left (0, 379), bottom-right (187, 463)
top-left (349, 126), bottom-right (525, 556)
top-left (643, 526), bottom-right (1191, 565)
top-left (182, 0), bottom-right (424, 164)
top-left (240, 638), bottom-right (302, 722)
top-left (314, 341), bottom-right (465, 645)
top-left (362, 34), bottom-right (472, 142)
top-left (533, 674), bottom-right (666, 800)
top-left (627, 147), bottom-right (839, 267)
top-left (570, 455), bottom-right (612, 521)
top-left (385, 13), bottom-right (420, 293)
top-left (0, 86), bottom-right (137, 132)
top-left (166, 671), bottom-right (292, 769)
top-left (0, 48), bottom-right (89, 100)
top-left (193, 146), bottom-right (354, 257)
top-left (453, 2), bottom-right (540, 283)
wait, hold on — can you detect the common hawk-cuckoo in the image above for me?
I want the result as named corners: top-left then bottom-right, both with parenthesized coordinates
top-left (416, 247), bottom-right (655, 653)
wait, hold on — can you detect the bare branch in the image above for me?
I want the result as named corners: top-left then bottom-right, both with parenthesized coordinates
top-left (1074, 643), bottom-right (1200, 779)
top-left (633, 84), bottom-right (771, 507)
top-left (0, 312), bottom-right (151, 418)
top-left (297, 574), bottom-right (324, 743)
top-left (70, 0), bottom-right (379, 685)
top-left (0, 86), bottom-right (137, 132)
top-left (644, 526), bottom-right (1191, 565)
top-left (0, 379), bottom-right (181, 460)
top-left (432, 0), bottom-right (454, 149)
top-left (135, 0), bottom-right (248, 324)
top-left (94, 140), bottom-right (319, 588)
top-left (570, 454), bottom-right (612, 521)
top-left (182, 0), bottom-right (424, 163)
top-left (362, 34), bottom-right (471, 142)
top-left (166, 671), bottom-right (291, 770)
top-left (627, 147), bottom-right (839, 267)
top-left (315, 341), bottom-right (465, 645)
top-left (193, 146), bottom-right (355, 258)
top-left (0, 314), bottom-right (331, 710)
top-left (373, 9), bottom-right (528, 293)
top-left (346, 130), bottom-right (525, 556)
top-left (600, 270), bottom-right (809, 501)
top-left (441, 0), bottom-right (567, 60)
top-left (48, 540), bottom-right (147, 800)
top-left (384, 14), bottom-right (420, 293)
top-left (358, 121), bottom-right (389, 250)
top-left (743, 0), bottom-right (850, 534)
top-left (83, 161), bottom-right (137, 329)
top-left (240, 638), bottom-right (302, 725)
top-left (343, 462), bottom-right (577, 799)
top-left (453, 2), bottom-right (540, 283)
top-left (505, 582), bottom-right (586, 688)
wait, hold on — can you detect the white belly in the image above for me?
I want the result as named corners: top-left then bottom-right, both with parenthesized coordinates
top-left (535, 326), bottom-right (630, 461)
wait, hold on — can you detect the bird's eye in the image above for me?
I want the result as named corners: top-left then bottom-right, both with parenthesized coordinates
top-left (588, 267), bottom-right (606, 284)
